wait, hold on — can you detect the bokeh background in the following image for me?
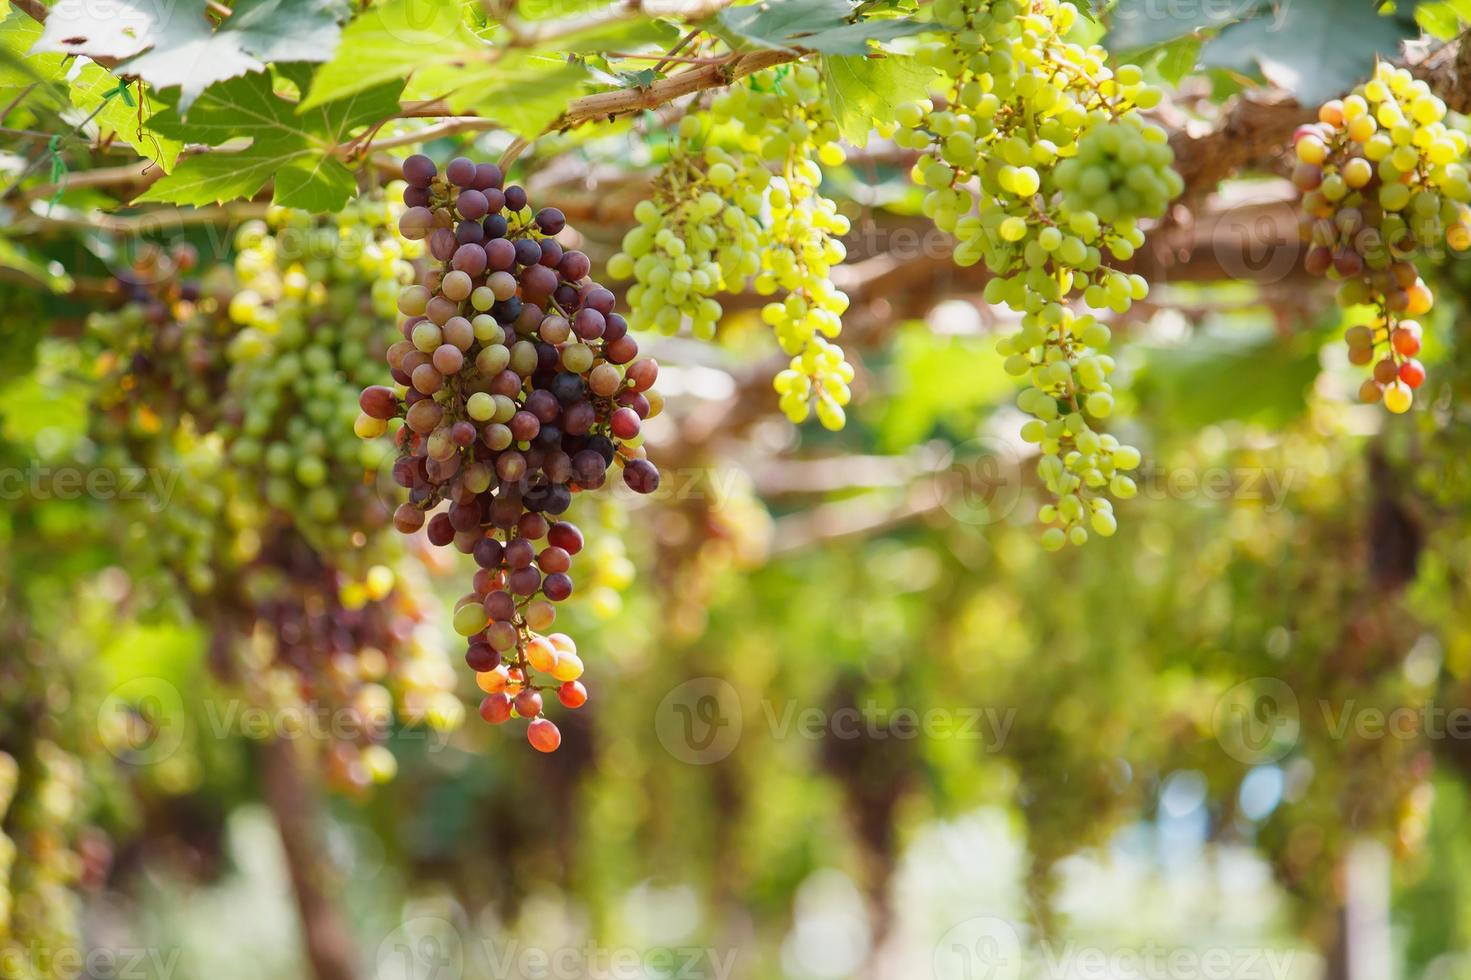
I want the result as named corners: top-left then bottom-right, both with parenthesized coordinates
top-left (7, 0), bottom-right (1471, 977)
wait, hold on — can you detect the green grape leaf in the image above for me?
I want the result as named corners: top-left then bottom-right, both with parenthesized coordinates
top-left (31, 0), bottom-right (161, 60)
top-left (446, 54), bottom-right (590, 137)
top-left (36, 0), bottom-right (349, 112)
top-left (301, 0), bottom-right (481, 110)
top-left (2, 13), bottom-right (64, 99)
top-left (69, 66), bottom-right (182, 172)
top-left (136, 70), bottom-right (402, 208)
top-left (123, 0), bottom-right (348, 112)
top-left (1153, 36), bottom-right (1200, 86)
top-left (874, 324), bottom-right (1013, 451)
top-left (552, 15), bottom-right (677, 53)
top-left (1417, 1), bottom-right (1460, 37)
top-left (714, 0), bottom-right (925, 55)
top-left (822, 53), bottom-right (938, 145)
top-left (1198, 0), bottom-right (1420, 105)
top-left (1105, 0), bottom-right (1263, 53)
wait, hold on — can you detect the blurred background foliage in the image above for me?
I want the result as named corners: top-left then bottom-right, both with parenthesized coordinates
top-left (7, 0), bottom-right (1471, 974)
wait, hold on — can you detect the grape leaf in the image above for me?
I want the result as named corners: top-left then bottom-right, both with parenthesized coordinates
top-left (2, 13), bottom-right (63, 100)
top-left (34, 0), bottom-right (347, 112)
top-left (822, 53), bottom-right (938, 146)
top-left (69, 66), bottom-right (182, 172)
top-left (1104, 0), bottom-right (1264, 53)
top-left (450, 56), bottom-right (590, 137)
top-left (123, 0), bottom-right (348, 111)
top-left (31, 0), bottom-right (160, 60)
top-left (714, 0), bottom-right (925, 55)
top-left (136, 70), bottom-right (402, 209)
top-left (1153, 37), bottom-right (1200, 85)
top-left (1198, 0), bottom-right (1420, 105)
top-left (300, 0), bottom-right (481, 110)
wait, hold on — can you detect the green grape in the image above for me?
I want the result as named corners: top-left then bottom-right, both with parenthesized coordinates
top-left (878, 0), bottom-right (1171, 544)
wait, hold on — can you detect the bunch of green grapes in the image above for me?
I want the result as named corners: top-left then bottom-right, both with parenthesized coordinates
top-left (1293, 62), bottom-right (1471, 413)
top-left (610, 66), bottom-right (855, 429)
top-left (86, 198), bottom-right (463, 787)
top-left (609, 123), bottom-right (766, 339)
top-left (884, 0), bottom-right (1178, 546)
top-left (219, 200), bottom-right (416, 557)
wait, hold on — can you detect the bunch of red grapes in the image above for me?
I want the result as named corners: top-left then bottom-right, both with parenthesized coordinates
top-left (358, 154), bottom-right (663, 753)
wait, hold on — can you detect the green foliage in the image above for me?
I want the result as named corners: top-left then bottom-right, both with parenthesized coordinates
top-left (1107, 0), bottom-right (1422, 103)
top-left (821, 53), bottom-right (939, 145)
top-left (135, 69), bottom-right (403, 208)
top-left (712, 0), bottom-right (926, 54)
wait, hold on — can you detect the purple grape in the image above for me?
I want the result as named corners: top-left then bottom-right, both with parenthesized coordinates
top-left (456, 220), bottom-right (485, 245)
top-left (430, 228), bottom-right (457, 262)
top-left (623, 458), bottom-right (659, 494)
top-left (535, 207), bottom-right (566, 235)
top-left (513, 238), bottom-right (541, 267)
top-left (558, 251), bottom-right (591, 281)
top-left (504, 185), bottom-right (528, 211)
top-left (542, 573), bottom-right (573, 602)
top-left (572, 308), bottom-right (605, 340)
top-left (457, 189), bottom-right (489, 220)
top-left (473, 163), bottom-right (504, 190)
top-left (403, 154), bottom-right (436, 187)
top-left (452, 243), bottom-right (488, 277)
top-left (399, 207), bottom-right (433, 240)
top-left (446, 156), bottom-right (477, 187)
top-left (486, 238), bottom-right (516, 271)
top-left (585, 286), bottom-right (615, 314)
top-left (404, 185), bottom-right (431, 208)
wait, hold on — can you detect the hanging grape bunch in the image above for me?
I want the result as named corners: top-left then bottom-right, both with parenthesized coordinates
top-left (1294, 62), bottom-right (1471, 414)
top-left (609, 66), bottom-right (855, 430)
top-left (887, 0), bottom-right (1177, 548)
top-left (362, 154), bottom-right (664, 753)
top-left (85, 207), bottom-right (463, 791)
